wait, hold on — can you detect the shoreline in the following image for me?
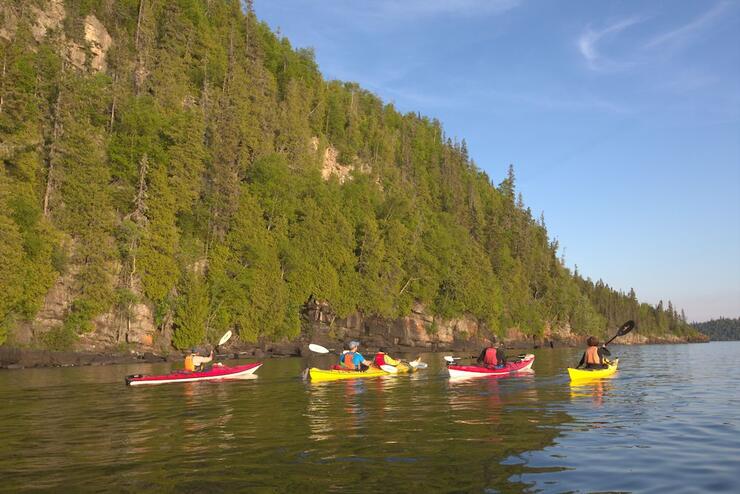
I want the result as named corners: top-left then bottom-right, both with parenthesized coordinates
top-left (0, 335), bottom-right (709, 370)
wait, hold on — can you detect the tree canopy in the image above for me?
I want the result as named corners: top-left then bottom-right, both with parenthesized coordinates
top-left (0, 0), bottom-right (700, 348)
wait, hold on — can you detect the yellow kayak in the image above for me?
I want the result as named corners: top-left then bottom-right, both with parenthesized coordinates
top-left (308, 366), bottom-right (389, 382)
top-left (567, 358), bottom-right (619, 381)
top-left (308, 362), bottom-right (418, 382)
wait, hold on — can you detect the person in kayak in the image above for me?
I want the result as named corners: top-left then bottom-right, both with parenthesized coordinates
top-left (477, 343), bottom-right (506, 369)
top-left (184, 348), bottom-right (214, 372)
top-left (373, 348), bottom-right (402, 368)
top-left (339, 341), bottom-right (373, 371)
top-left (576, 336), bottom-right (611, 369)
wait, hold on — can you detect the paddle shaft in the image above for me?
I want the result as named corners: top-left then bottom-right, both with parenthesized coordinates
top-left (604, 320), bottom-right (635, 346)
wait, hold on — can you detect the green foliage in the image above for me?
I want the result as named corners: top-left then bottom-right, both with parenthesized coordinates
top-left (63, 298), bottom-right (98, 334)
top-left (693, 317), bottom-right (740, 341)
top-left (0, 0), bottom-right (694, 350)
top-left (172, 274), bottom-right (209, 350)
top-left (40, 325), bottom-right (78, 351)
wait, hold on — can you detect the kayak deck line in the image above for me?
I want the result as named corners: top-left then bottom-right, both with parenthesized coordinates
top-left (125, 362), bottom-right (263, 386)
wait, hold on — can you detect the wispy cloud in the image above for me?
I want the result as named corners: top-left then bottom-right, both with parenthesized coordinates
top-left (577, 17), bottom-right (644, 71)
top-left (645, 1), bottom-right (732, 49)
top-left (578, 2), bottom-right (736, 71)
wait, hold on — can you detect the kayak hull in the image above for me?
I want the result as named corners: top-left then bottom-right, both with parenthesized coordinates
top-left (568, 359), bottom-right (619, 381)
top-left (447, 354), bottom-right (535, 378)
top-left (125, 362), bottom-right (262, 386)
top-left (308, 367), bottom-right (389, 382)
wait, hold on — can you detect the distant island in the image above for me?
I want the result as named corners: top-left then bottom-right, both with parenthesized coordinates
top-left (693, 317), bottom-right (740, 341)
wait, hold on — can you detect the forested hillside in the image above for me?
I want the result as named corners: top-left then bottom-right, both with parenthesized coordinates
top-left (693, 318), bottom-right (740, 341)
top-left (0, 0), bottom-right (701, 350)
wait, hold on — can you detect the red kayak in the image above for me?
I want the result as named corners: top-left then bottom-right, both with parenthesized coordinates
top-left (447, 354), bottom-right (535, 379)
top-left (125, 362), bottom-right (262, 386)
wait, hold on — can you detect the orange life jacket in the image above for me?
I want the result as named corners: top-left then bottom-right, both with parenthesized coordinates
top-left (343, 351), bottom-right (356, 369)
top-left (374, 352), bottom-right (387, 367)
top-left (483, 347), bottom-right (498, 367)
top-left (585, 346), bottom-right (601, 365)
top-left (184, 354), bottom-right (195, 372)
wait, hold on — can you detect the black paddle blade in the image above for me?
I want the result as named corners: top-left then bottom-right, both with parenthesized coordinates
top-left (618, 320), bottom-right (635, 336)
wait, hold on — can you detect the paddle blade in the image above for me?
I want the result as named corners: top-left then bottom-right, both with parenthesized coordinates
top-left (443, 356), bottom-right (457, 363)
top-left (218, 330), bottom-right (233, 347)
top-left (308, 343), bottom-right (330, 354)
top-left (380, 364), bottom-right (398, 374)
top-left (618, 320), bottom-right (635, 336)
top-left (415, 362), bottom-right (429, 369)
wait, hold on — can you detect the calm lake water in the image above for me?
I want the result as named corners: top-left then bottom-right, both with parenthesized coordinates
top-left (1, 342), bottom-right (738, 493)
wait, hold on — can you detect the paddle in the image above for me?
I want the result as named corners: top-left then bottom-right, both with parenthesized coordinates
top-left (217, 330), bottom-right (232, 348)
top-left (308, 343), bottom-right (334, 354)
top-left (407, 358), bottom-right (428, 370)
top-left (211, 330), bottom-right (232, 364)
top-left (604, 320), bottom-right (635, 346)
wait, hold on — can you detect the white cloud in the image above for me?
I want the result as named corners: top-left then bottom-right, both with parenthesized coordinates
top-left (577, 17), bottom-right (644, 70)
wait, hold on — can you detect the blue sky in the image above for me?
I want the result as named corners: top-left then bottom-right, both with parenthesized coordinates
top-left (255, 0), bottom-right (740, 322)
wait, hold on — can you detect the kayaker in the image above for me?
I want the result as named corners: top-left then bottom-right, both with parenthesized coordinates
top-left (373, 348), bottom-right (402, 368)
top-left (339, 341), bottom-right (372, 371)
top-left (477, 343), bottom-right (506, 368)
top-left (576, 336), bottom-right (611, 369)
top-left (184, 348), bottom-right (214, 372)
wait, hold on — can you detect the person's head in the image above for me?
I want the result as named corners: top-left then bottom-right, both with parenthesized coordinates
top-left (190, 348), bottom-right (197, 354)
top-left (349, 340), bottom-right (360, 351)
top-left (587, 336), bottom-right (599, 347)
top-left (378, 347), bottom-right (386, 354)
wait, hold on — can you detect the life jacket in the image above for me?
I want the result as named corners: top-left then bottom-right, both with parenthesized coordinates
top-left (184, 354), bottom-right (195, 372)
top-left (343, 351), bottom-right (356, 369)
top-left (374, 352), bottom-right (387, 367)
top-left (483, 347), bottom-right (498, 367)
top-left (585, 346), bottom-right (601, 365)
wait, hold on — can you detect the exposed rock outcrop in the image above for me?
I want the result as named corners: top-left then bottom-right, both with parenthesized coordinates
top-left (82, 15), bottom-right (112, 71)
top-left (311, 137), bottom-right (371, 184)
top-left (303, 300), bottom-right (493, 354)
top-left (4, 0), bottom-right (112, 72)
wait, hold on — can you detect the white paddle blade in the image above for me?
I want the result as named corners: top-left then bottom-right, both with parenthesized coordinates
top-left (415, 362), bottom-right (429, 369)
top-left (443, 356), bottom-right (456, 363)
top-left (308, 343), bottom-right (330, 354)
top-left (380, 364), bottom-right (398, 374)
top-left (218, 330), bottom-right (233, 346)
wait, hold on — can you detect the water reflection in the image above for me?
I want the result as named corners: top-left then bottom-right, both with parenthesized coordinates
top-left (569, 378), bottom-right (613, 407)
top-left (1, 344), bottom-right (737, 492)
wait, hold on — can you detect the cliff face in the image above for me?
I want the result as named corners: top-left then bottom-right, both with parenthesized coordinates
top-left (304, 301), bottom-right (490, 353)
